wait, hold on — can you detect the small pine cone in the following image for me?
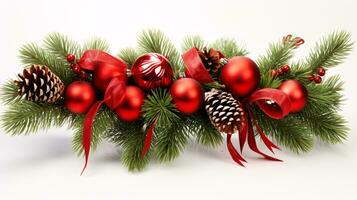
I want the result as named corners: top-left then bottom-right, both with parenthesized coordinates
top-left (198, 47), bottom-right (224, 80)
top-left (204, 89), bottom-right (245, 134)
top-left (15, 65), bottom-right (65, 103)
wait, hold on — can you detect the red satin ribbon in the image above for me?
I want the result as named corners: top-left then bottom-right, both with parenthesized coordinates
top-left (181, 48), bottom-right (293, 166)
top-left (182, 48), bottom-right (215, 83)
top-left (141, 118), bottom-right (157, 159)
top-left (78, 50), bottom-right (127, 175)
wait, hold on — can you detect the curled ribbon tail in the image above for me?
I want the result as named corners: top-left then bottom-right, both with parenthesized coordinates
top-left (246, 109), bottom-right (282, 162)
top-left (81, 100), bottom-right (105, 175)
top-left (227, 134), bottom-right (246, 166)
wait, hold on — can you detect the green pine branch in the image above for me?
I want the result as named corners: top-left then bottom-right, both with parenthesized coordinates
top-left (188, 113), bottom-right (223, 148)
top-left (181, 35), bottom-right (206, 52)
top-left (0, 80), bottom-right (19, 105)
top-left (296, 75), bottom-right (347, 143)
top-left (1, 100), bottom-right (73, 135)
top-left (257, 36), bottom-right (298, 88)
top-left (106, 120), bottom-right (151, 172)
top-left (154, 119), bottom-right (189, 163)
top-left (83, 37), bottom-right (110, 52)
top-left (210, 38), bottom-right (248, 58)
top-left (44, 32), bottom-right (82, 60)
top-left (254, 108), bottom-right (313, 153)
top-left (142, 89), bottom-right (189, 163)
top-left (19, 43), bottom-right (76, 85)
top-left (306, 31), bottom-right (353, 71)
top-left (71, 107), bottom-right (116, 155)
top-left (117, 47), bottom-right (140, 67)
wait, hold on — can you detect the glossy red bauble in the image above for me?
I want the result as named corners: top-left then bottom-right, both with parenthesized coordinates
top-left (65, 81), bottom-right (96, 114)
top-left (170, 78), bottom-right (203, 114)
top-left (220, 56), bottom-right (260, 97)
top-left (93, 62), bottom-right (127, 92)
top-left (115, 86), bottom-right (145, 121)
top-left (131, 53), bottom-right (173, 90)
top-left (278, 80), bottom-right (307, 113)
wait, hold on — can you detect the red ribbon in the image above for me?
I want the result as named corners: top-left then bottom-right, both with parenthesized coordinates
top-left (182, 47), bottom-right (292, 166)
top-left (78, 50), bottom-right (127, 175)
top-left (182, 48), bottom-right (215, 83)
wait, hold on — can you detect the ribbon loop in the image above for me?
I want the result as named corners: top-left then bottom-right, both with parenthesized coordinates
top-left (249, 88), bottom-right (291, 120)
top-left (182, 48), bottom-right (215, 84)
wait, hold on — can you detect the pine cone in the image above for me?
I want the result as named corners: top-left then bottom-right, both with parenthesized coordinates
top-left (198, 47), bottom-right (224, 80)
top-left (15, 65), bottom-right (65, 103)
top-left (204, 89), bottom-right (245, 134)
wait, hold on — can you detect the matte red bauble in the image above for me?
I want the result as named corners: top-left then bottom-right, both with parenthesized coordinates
top-left (93, 62), bottom-right (127, 92)
top-left (65, 81), bottom-right (96, 114)
top-left (115, 86), bottom-right (145, 121)
top-left (220, 56), bottom-right (260, 97)
top-left (170, 78), bottom-right (203, 114)
top-left (278, 80), bottom-right (307, 113)
top-left (131, 53), bottom-right (173, 90)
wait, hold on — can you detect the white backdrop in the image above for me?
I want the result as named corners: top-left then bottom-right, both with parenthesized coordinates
top-left (1, 0), bottom-right (356, 199)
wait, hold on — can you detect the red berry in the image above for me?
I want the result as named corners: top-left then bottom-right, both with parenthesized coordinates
top-left (72, 65), bottom-right (81, 74)
top-left (80, 71), bottom-right (88, 79)
top-left (313, 75), bottom-right (322, 84)
top-left (308, 75), bottom-right (315, 82)
top-left (70, 63), bottom-right (76, 69)
top-left (67, 54), bottom-right (75, 63)
top-left (271, 69), bottom-right (278, 77)
top-left (317, 67), bottom-right (326, 76)
top-left (282, 65), bottom-right (290, 73)
top-left (277, 68), bottom-right (283, 75)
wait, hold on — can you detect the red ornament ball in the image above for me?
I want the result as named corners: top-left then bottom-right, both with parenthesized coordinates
top-left (65, 81), bottom-right (96, 114)
top-left (220, 56), bottom-right (260, 97)
top-left (170, 78), bottom-right (203, 114)
top-left (67, 54), bottom-right (75, 63)
top-left (314, 75), bottom-right (322, 84)
top-left (93, 62), bottom-right (127, 92)
top-left (317, 67), bottom-right (326, 76)
top-left (115, 86), bottom-right (145, 121)
top-left (131, 53), bottom-right (173, 90)
top-left (278, 80), bottom-right (307, 113)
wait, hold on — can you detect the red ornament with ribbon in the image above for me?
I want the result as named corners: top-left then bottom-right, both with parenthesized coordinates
top-left (77, 50), bottom-right (129, 175)
top-left (182, 47), bottom-right (303, 166)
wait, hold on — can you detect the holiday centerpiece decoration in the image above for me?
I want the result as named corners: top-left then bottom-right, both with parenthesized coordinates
top-left (0, 30), bottom-right (353, 173)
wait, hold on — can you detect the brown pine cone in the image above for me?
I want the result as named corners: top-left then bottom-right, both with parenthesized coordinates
top-left (205, 89), bottom-right (246, 134)
top-left (198, 47), bottom-right (224, 80)
top-left (15, 65), bottom-right (65, 103)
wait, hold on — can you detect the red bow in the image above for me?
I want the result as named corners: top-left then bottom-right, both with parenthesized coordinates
top-left (78, 50), bottom-right (127, 175)
top-left (183, 48), bottom-right (292, 166)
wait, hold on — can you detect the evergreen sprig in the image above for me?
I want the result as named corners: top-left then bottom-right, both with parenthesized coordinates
top-left (19, 43), bottom-right (76, 85)
top-left (71, 108), bottom-right (116, 155)
top-left (106, 120), bottom-right (150, 171)
top-left (188, 113), bottom-right (223, 148)
top-left (44, 32), bottom-right (82, 60)
top-left (181, 35), bottom-right (206, 52)
top-left (1, 101), bottom-right (73, 135)
top-left (257, 36), bottom-right (298, 88)
top-left (83, 37), bottom-right (110, 52)
top-left (210, 38), bottom-right (248, 58)
top-left (306, 31), bottom-right (353, 71)
top-left (117, 47), bottom-right (140, 67)
top-left (0, 80), bottom-right (19, 104)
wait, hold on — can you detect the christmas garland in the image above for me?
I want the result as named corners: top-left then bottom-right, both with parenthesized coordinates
top-left (1, 30), bottom-right (353, 174)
